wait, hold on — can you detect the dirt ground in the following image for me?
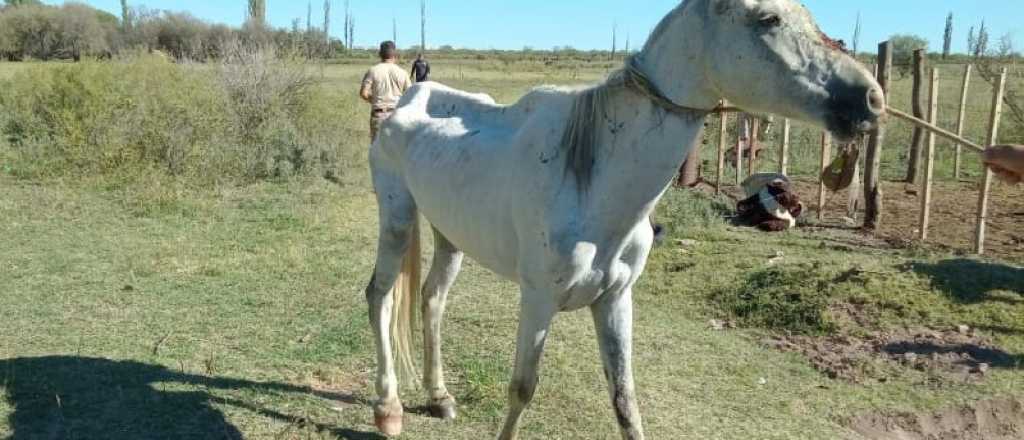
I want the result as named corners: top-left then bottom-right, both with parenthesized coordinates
top-left (848, 398), bottom-right (1024, 440)
top-left (763, 326), bottom-right (1015, 384)
top-left (784, 180), bottom-right (1024, 262)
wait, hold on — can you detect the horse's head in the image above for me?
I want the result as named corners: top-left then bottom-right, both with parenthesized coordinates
top-left (701, 0), bottom-right (884, 141)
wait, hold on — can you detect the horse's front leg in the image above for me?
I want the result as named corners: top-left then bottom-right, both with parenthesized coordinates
top-left (591, 287), bottom-right (645, 440)
top-left (497, 292), bottom-right (557, 440)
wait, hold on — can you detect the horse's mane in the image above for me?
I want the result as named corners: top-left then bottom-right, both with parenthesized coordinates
top-left (562, 0), bottom-right (705, 191)
top-left (560, 75), bottom-right (621, 191)
top-left (561, 56), bottom-right (711, 190)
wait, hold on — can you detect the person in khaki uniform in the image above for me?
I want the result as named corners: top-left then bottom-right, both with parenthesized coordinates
top-left (360, 41), bottom-right (413, 141)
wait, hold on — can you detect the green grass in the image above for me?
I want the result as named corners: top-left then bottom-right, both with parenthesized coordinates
top-left (1, 58), bottom-right (1023, 439)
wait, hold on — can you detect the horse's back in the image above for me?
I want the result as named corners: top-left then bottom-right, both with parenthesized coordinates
top-left (375, 82), bottom-right (572, 169)
top-left (371, 82), bottom-right (576, 280)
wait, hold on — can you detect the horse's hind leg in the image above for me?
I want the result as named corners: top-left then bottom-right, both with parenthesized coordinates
top-left (421, 227), bottom-right (463, 420)
top-left (365, 176), bottom-right (418, 437)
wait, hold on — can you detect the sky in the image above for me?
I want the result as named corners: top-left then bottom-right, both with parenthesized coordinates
top-left (42, 0), bottom-right (1024, 53)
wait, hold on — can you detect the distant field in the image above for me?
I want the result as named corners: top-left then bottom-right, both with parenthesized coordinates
top-left (314, 56), bottom-right (1024, 183)
top-left (1, 56), bottom-right (1022, 440)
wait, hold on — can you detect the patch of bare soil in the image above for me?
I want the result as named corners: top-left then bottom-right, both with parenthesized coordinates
top-left (788, 180), bottom-right (1024, 262)
top-left (764, 327), bottom-right (1016, 383)
top-left (848, 398), bottom-right (1024, 440)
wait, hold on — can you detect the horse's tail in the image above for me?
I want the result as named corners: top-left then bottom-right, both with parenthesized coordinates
top-left (392, 215), bottom-right (421, 388)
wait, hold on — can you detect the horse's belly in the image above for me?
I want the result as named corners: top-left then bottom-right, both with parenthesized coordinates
top-left (411, 185), bottom-right (521, 282)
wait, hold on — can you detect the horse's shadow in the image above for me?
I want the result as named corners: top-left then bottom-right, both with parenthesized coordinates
top-left (907, 258), bottom-right (1024, 304)
top-left (0, 356), bottom-right (384, 440)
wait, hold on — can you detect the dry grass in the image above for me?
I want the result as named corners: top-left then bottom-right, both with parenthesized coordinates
top-left (1, 57), bottom-right (1022, 440)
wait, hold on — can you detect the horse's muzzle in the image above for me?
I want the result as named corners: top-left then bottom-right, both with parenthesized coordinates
top-left (825, 80), bottom-right (886, 141)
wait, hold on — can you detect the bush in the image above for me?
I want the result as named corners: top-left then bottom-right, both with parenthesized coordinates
top-left (0, 2), bottom-right (118, 61)
top-left (0, 48), bottom-right (351, 183)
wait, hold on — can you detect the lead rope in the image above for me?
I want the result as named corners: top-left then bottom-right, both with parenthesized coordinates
top-left (619, 56), bottom-right (742, 116)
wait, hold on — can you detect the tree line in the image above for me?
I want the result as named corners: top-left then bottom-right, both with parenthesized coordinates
top-left (0, 0), bottom-right (346, 62)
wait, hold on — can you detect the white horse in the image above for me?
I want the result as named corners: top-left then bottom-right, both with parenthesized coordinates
top-left (364, 0), bottom-right (884, 438)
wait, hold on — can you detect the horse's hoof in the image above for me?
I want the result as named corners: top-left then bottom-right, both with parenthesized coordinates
top-left (374, 401), bottom-right (404, 437)
top-left (428, 395), bottom-right (458, 420)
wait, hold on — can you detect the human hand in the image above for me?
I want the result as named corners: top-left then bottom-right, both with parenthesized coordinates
top-left (983, 144), bottom-right (1024, 185)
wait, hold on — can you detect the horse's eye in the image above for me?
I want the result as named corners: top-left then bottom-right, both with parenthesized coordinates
top-left (759, 14), bottom-right (782, 28)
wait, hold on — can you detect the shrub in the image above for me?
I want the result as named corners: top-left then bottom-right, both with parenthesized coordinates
top-left (0, 2), bottom-right (118, 61)
top-left (0, 47), bottom-right (351, 183)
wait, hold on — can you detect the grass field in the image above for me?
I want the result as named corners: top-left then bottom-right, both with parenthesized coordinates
top-left (1, 58), bottom-right (1023, 439)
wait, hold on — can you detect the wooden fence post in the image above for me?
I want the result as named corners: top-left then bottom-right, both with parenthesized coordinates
top-left (954, 64), bottom-right (972, 180)
top-left (864, 41), bottom-right (892, 230)
top-left (779, 119), bottom-right (790, 175)
top-left (919, 68), bottom-right (939, 240)
top-left (975, 68), bottom-right (1008, 255)
top-left (735, 114), bottom-right (745, 186)
top-left (818, 132), bottom-right (831, 221)
top-left (847, 64), bottom-right (876, 219)
top-left (716, 108), bottom-right (728, 194)
top-left (906, 48), bottom-right (926, 184)
top-left (747, 118), bottom-right (759, 177)
top-left (846, 144), bottom-right (863, 219)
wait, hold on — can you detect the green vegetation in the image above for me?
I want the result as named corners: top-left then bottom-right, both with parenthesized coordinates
top-left (0, 51), bottom-right (358, 183)
top-left (0, 0), bottom-right (341, 62)
top-left (0, 55), bottom-right (1023, 439)
top-left (712, 264), bottom-right (841, 334)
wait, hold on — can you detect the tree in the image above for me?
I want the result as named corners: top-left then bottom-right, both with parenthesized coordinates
top-left (889, 34), bottom-right (928, 65)
top-left (60, 3), bottom-right (114, 61)
top-left (120, 0), bottom-right (131, 32)
top-left (610, 22), bottom-right (617, 60)
top-left (247, 0), bottom-right (265, 29)
top-left (419, 0), bottom-right (425, 52)
top-left (0, 4), bottom-right (62, 60)
top-left (942, 13), bottom-right (953, 59)
top-left (851, 12), bottom-right (861, 55)
top-left (343, 0), bottom-right (350, 50)
top-left (975, 21), bottom-right (989, 58)
top-left (967, 26), bottom-right (976, 56)
top-left (3, 0), bottom-right (44, 6)
top-left (323, 0), bottom-right (330, 43)
top-left (306, 1), bottom-right (311, 33)
top-left (0, 2), bottom-right (116, 61)
top-left (997, 32), bottom-right (1014, 58)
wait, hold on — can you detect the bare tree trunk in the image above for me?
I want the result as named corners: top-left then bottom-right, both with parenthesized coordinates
top-left (906, 49), bottom-right (926, 183)
top-left (324, 0), bottom-right (331, 43)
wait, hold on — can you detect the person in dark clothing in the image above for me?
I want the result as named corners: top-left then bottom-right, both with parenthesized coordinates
top-left (411, 53), bottom-right (431, 83)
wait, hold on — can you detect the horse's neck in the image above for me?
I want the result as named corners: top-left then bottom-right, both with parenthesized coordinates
top-left (582, 1), bottom-right (715, 225)
top-left (638, 0), bottom-right (720, 110)
top-left (585, 90), bottom-right (706, 225)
